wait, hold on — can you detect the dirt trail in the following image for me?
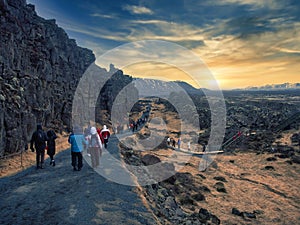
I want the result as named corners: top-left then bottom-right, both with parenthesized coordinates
top-left (0, 135), bottom-right (157, 225)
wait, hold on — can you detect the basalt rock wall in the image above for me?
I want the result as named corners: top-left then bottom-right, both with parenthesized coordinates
top-left (0, 0), bottom-right (95, 155)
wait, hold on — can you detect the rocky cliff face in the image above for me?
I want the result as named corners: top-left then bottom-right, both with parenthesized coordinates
top-left (0, 0), bottom-right (95, 155)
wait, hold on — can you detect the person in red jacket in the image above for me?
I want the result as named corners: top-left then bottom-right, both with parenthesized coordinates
top-left (100, 125), bottom-right (110, 149)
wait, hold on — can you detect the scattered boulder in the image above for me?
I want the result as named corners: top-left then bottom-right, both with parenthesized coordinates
top-left (276, 154), bottom-right (290, 159)
top-left (232, 207), bottom-right (242, 216)
top-left (157, 187), bottom-right (169, 199)
top-left (266, 157), bottom-right (277, 161)
top-left (232, 208), bottom-right (257, 219)
top-left (253, 210), bottom-right (264, 215)
top-left (199, 185), bottom-right (211, 193)
top-left (214, 182), bottom-right (227, 193)
top-left (192, 192), bottom-right (206, 201)
top-left (164, 196), bottom-right (178, 210)
top-left (290, 133), bottom-right (300, 144)
top-left (213, 176), bottom-right (227, 182)
top-left (178, 193), bottom-right (195, 205)
top-left (196, 173), bottom-right (206, 179)
top-left (175, 172), bottom-right (194, 184)
top-left (242, 212), bottom-right (256, 219)
top-left (141, 154), bottom-right (161, 165)
top-left (264, 166), bottom-right (275, 171)
top-left (291, 155), bottom-right (300, 164)
top-left (119, 142), bottom-right (133, 151)
top-left (198, 208), bottom-right (221, 224)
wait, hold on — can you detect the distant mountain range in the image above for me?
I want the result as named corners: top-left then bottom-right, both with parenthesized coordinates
top-left (134, 78), bottom-right (300, 96)
top-left (135, 78), bottom-right (300, 94)
top-left (133, 78), bottom-right (207, 97)
top-left (243, 83), bottom-right (300, 91)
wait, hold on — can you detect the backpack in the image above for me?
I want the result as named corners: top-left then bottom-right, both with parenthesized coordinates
top-left (102, 131), bottom-right (108, 139)
top-left (90, 134), bottom-right (99, 147)
top-left (36, 130), bottom-right (45, 144)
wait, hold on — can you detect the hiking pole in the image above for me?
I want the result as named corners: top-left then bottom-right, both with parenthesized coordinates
top-left (21, 149), bottom-right (23, 168)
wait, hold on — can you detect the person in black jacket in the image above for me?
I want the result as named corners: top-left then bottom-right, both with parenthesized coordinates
top-left (47, 129), bottom-right (57, 166)
top-left (30, 124), bottom-right (48, 169)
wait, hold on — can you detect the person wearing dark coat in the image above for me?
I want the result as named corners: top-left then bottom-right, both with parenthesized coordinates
top-left (30, 124), bottom-right (48, 169)
top-left (47, 129), bottom-right (57, 166)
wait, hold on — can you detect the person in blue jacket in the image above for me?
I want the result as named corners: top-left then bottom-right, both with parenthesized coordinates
top-left (68, 125), bottom-right (87, 171)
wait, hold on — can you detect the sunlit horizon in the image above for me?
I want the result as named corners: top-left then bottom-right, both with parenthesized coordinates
top-left (28, 0), bottom-right (300, 90)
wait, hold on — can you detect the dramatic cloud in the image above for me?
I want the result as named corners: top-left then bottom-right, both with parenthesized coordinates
top-left (27, 0), bottom-right (300, 89)
top-left (123, 5), bottom-right (153, 15)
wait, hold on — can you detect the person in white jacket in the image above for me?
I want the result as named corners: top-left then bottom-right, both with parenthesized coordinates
top-left (88, 127), bottom-right (103, 168)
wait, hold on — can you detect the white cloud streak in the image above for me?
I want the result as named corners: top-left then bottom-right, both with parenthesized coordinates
top-left (122, 5), bottom-right (153, 15)
top-left (90, 13), bottom-right (116, 19)
top-left (211, 0), bottom-right (285, 10)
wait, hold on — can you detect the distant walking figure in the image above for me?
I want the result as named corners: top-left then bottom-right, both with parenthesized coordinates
top-left (30, 124), bottom-right (48, 169)
top-left (100, 125), bottom-right (111, 149)
top-left (202, 144), bottom-right (206, 152)
top-left (167, 137), bottom-right (171, 146)
top-left (172, 138), bottom-right (176, 148)
top-left (177, 138), bottom-right (181, 150)
top-left (187, 141), bottom-right (191, 151)
top-left (47, 129), bottom-right (57, 166)
top-left (68, 126), bottom-right (87, 171)
top-left (88, 127), bottom-right (103, 168)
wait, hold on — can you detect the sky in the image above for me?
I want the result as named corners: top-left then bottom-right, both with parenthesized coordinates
top-left (27, 0), bottom-right (300, 90)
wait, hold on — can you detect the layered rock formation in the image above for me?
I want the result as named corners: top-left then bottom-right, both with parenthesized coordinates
top-left (0, 0), bottom-right (95, 155)
top-left (71, 63), bottom-right (138, 129)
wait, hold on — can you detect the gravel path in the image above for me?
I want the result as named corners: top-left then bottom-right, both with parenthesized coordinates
top-left (0, 135), bottom-right (157, 225)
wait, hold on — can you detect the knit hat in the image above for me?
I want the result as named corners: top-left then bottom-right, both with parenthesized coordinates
top-left (90, 127), bottom-right (97, 135)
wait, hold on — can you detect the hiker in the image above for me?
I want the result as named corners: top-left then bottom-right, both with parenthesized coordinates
top-left (46, 129), bottom-right (57, 166)
top-left (97, 127), bottom-right (101, 137)
top-left (30, 124), bottom-right (48, 169)
top-left (117, 124), bottom-right (123, 133)
top-left (132, 121), bottom-right (136, 132)
top-left (135, 120), bottom-right (138, 131)
top-left (130, 122), bottom-right (134, 132)
top-left (187, 141), bottom-right (191, 151)
top-left (88, 127), bottom-right (103, 168)
top-left (202, 144), bottom-right (206, 152)
top-left (100, 125), bottom-right (111, 149)
top-left (84, 125), bottom-right (91, 138)
top-left (172, 138), bottom-right (176, 148)
top-left (83, 126), bottom-right (91, 156)
top-left (167, 137), bottom-right (171, 146)
top-left (177, 138), bottom-right (181, 150)
top-left (68, 125), bottom-right (87, 171)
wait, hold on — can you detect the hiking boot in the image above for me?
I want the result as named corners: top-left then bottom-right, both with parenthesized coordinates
top-left (73, 167), bottom-right (78, 171)
top-left (52, 160), bottom-right (55, 166)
